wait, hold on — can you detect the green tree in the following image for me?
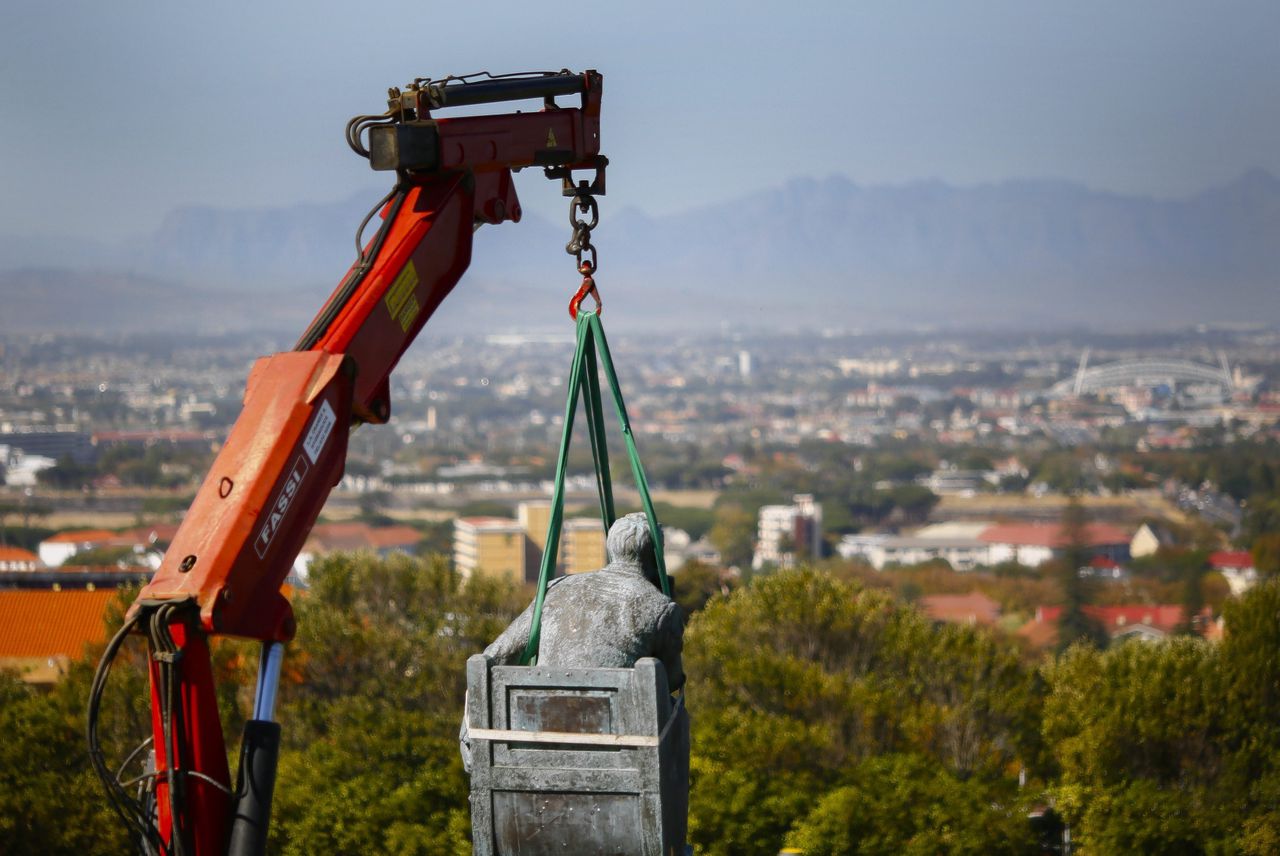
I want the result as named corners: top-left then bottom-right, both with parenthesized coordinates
top-left (652, 502), bottom-right (716, 541)
top-left (883, 484), bottom-right (939, 524)
top-left (0, 671), bottom-right (130, 855)
top-left (670, 559), bottom-right (732, 615)
top-left (268, 552), bottom-right (525, 852)
top-left (36, 454), bottom-right (95, 489)
top-left (684, 568), bottom-right (1041, 856)
top-left (1252, 531), bottom-right (1280, 577)
top-left (1243, 495), bottom-right (1280, 549)
top-left (1043, 639), bottom-right (1228, 851)
top-left (1054, 497), bottom-right (1106, 652)
top-left (271, 701), bottom-right (470, 856)
top-left (1043, 583), bottom-right (1280, 855)
top-left (708, 503), bottom-right (755, 569)
top-left (1177, 550), bottom-right (1210, 634)
top-left (786, 754), bottom-right (1034, 856)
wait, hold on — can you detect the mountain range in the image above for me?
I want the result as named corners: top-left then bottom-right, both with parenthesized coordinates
top-left (2, 170), bottom-right (1278, 334)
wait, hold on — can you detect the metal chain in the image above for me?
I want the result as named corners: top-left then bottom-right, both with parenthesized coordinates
top-left (566, 180), bottom-right (602, 318)
top-left (566, 182), bottom-right (599, 275)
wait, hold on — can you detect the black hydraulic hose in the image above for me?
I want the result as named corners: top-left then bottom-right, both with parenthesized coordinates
top-left (88, 609), bottom-right (170, 855)
top-left (294, 185), bottom-right (409, 352)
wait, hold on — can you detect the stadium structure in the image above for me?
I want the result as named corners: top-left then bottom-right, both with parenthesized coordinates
top-left (1048, 349), bottom-right (1234, 399)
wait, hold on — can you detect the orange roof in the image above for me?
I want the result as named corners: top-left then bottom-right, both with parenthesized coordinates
top-left (304, 522), bottom-right (423, 552)
top-left (1035, 604), bottom-right (1196, 634)
top-left (0, 546), bottom-right (40, 563)
top-left (0, 588), bottom-right (116, 659)
top-left (919, 592), bottom-right (1001, 625)
top-left (1210, 551), bottom-right (1254, 569)
top-left (42, 528), bottom-right (119, 545)
top-left (980, 522), bottom-right (1131, 548)
top-left (366, 526), bottom-right (422, 548)
top-left (1016, 617), bottom-right (1059, 649)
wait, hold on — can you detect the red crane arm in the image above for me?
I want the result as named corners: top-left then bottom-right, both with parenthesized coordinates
top-left (92, 70), bottom-right (605, 856)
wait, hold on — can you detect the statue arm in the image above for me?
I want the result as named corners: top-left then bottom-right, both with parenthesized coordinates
top-left (484, 577), bottom-right (567, 664)
top-left (483, 602), bottom-right (535, 665)
top-left (654, 601), bottom-right (686, 692)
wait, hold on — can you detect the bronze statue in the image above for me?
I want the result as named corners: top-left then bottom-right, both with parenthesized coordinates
top-left (462, 512), bottom-right (685, 773)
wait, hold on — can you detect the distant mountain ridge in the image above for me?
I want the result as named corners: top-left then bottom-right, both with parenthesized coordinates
top-left (1, 171), bottom-right (1278, 333)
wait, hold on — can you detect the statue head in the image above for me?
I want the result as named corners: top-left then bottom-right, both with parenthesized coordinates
top-left (606, 512), bottom-right (661, 586)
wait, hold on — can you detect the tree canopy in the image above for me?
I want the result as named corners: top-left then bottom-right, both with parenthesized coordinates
top-left (7, 556), bottom-right (1280, 854)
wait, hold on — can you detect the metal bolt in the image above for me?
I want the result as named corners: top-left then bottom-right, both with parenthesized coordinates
top-left (179, 555), bottom-right (197, 573)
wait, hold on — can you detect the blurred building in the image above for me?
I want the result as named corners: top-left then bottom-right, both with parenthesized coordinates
top-left (519, 500), bottom-right (552, 551)
top-left (0, 429), bottom-right (94, 465)
top-left (292, 522), bottom-right (423, 581)
top-left (839, 521), bottom-right (991, 570)
top-left (1129, 522), bottom-right (1172, 558)
top-left (919, 591), bottom-right (1002, 626)
top-left (0, 444), bottom-right (57, 487)
top-left (562, 518), bottom-right (607, 574)
top-left (981, 522), bottom-right (1131, 567)
top-left (38, 529), bottom-right (125, 567)
top-left (1210, 551), bottom-right (1258, 596)
top-left (0, 546), bottom-right (40, 572)
top-left (454, 517), bottom-right (529, 584)
top-left (753, 493), bottom-right (824, 570)
top-left (455, 501), bottom-right (633, 581)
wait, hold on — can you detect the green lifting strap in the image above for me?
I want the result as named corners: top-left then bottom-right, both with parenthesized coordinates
top-left (520, 310), bottom-right (670, 666)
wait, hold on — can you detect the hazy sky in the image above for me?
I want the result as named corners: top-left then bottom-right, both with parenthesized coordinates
top-left (2, 0), bottom-right (1278, 241)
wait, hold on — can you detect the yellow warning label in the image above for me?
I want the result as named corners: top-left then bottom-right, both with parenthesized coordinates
top-left (396, 293), bottom-right (420, 332)
top-left (546, 129), bottom-right (557, 148)
top-left (385, 260), bottom-right (418, 327)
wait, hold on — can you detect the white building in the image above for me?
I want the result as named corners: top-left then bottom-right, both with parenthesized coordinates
top-left (38, 530), bottom-right (120, 567)
top-left (0, 546), bottom-right (41, 571)
top-left (838, 522), bottom-right (991, 570)
top-left (1210, 551), bottom-right (1259, 596)
top-left (980, 522), bottom-right (1132, 568)
top-left (0, 445), bottom-right (57, 488)
top-left (753, 494), bottom-right (823, 570)
top-left (1129, 523), bottom-right (1172, 558)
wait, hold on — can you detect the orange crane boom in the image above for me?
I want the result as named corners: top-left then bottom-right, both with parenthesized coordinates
top-left (88, 69), bottom-right (606, 856)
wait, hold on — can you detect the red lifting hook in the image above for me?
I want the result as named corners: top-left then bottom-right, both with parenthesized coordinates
top-left (569, 268), bottom-right (602, 320)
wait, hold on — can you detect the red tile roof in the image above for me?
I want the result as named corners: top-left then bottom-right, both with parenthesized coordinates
top-left (42, 529), bottom-right (119, 545)
top-left (0, 546), bottom-right (40, 564)
top-left (980, 522), bottom-right (1132, 548)
top-left (919, 592), bottom-right (1002, 625)
top-left (1016, 617), bottom-right (1059, 649)
top-left (1210, 551), bottom-right (1254, 570)
top-left (1035, 604), bottom-right (1189, 633)
top-left (305, 522), bottom-right (423, 552)
top-left (366, 526), bottom-right (422, 549)
top-left (0, 588), bottom-right (116, 659)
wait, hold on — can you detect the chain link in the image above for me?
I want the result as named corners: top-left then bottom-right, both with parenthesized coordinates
top-left (566, 182), bottom-right (599, 276)
top-left (565, 180), bottom-right (602, 318)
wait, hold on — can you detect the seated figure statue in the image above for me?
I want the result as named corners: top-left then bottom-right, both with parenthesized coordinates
top-left (461, 512), bottom-right (684, 771)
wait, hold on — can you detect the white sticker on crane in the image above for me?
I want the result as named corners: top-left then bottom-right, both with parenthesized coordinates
top-left (303, 400), bottom-right (337, 464)
top-left (254, 455), bottom-right (309, 559)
